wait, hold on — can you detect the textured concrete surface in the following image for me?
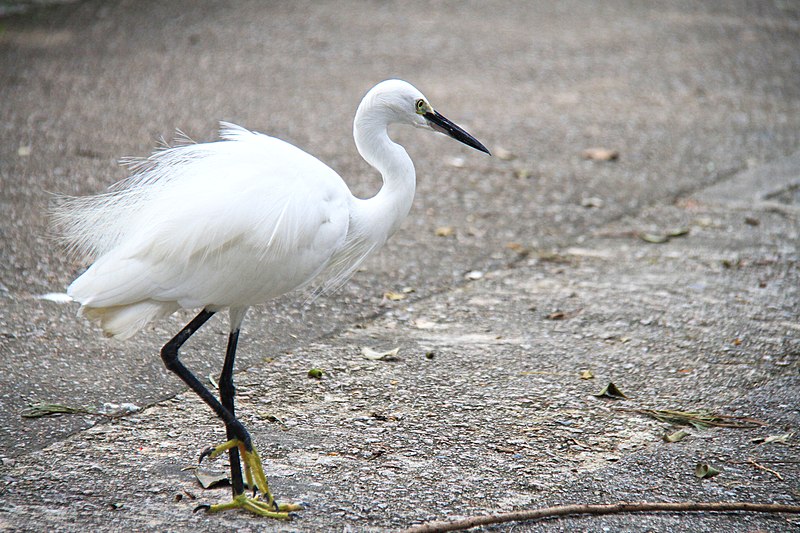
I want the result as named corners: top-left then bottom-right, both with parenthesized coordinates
top-left (0, 1), bottom-right (798, 531)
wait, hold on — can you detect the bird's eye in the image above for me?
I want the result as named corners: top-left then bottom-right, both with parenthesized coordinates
top-left (415, 99), bottom-right (426, 114)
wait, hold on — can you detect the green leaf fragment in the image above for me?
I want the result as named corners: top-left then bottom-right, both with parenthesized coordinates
top-left (307, 368), bottom-right (324, 379)
top-left (695, 463), bottom-right (722, 479)
top-left (593, 382), bottom-right (628, 399)
top-left (20, 402), bottom-right (98, 418)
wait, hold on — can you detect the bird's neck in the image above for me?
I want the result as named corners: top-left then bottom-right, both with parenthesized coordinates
top-left (352, 113), bottom-right (416, 240)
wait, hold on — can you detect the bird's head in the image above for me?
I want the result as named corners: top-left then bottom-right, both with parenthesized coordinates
top-left (359, 79), bottom-right (491, 155)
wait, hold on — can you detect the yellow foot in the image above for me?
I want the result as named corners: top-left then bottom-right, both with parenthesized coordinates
top-left (198, 438), bottom-right (304, 518)
top-left (198, 493), bottom-right (301, 519)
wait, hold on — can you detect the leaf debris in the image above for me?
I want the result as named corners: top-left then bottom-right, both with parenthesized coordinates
top-left (21, 402), bottom-right (102, 418)
top-left (593, 382), bottom-right (628, 400)
top-left (695, 463), bottom-right (722, 479)
top-left (630, 409), bottom-right (766, 429)
top-left (361, 347), bottom-right (401, 361)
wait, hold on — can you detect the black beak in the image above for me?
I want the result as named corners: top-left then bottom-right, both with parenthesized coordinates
top-left (424, 110), bottom-right (491, 155)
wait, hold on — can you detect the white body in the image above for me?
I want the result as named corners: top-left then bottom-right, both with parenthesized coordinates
top-left (59, 80), bottom-right (427, 339)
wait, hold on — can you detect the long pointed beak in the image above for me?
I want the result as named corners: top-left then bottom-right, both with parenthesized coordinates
top-left (424, 110), bottom-right (491, 155)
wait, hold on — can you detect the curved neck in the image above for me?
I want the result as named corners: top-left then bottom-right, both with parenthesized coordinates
top-left (352, 107), bottom-right (416, 239)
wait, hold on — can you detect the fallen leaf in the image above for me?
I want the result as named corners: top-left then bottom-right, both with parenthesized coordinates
top-left (639, 232), bottom-right (669, 244)
top-left (579, 370), bottom-right (594, 380)
top-left (260, 413), bottom-right (288, 430)
top-left (383, 291), bottom-right (406, 301)
top-left (593, 382), bottom-right (628, 400)
top-left (580, 197), bottom-right (604, 208)
top-left (752, 433), bottom-right (791, 445)
top-left (664, 429), bottom-right (690, 443)
top-left (307, 368), bottom-right (324, 379)
top-left (361, 347), bottom-right (400, 361)
top-left (546, 308), bottom-right (581, 320)
top-left (514, 168), bottom-right (532, 179)
top-left (20, 402), bottom-right (97, 418)
top-left (695, 463), bottom-right (722, 479)
top-left (667, 227), bottom-right (690, 238)
top-left (638, 227), bottom-right (690, 244)
top-left (435, 226), bottom-right (455, 237)
top-left (195, 469), bottom-right (229, 489)
top-left (582, 147), bottom-right (619, 161)
top-left (630, 408), bottom-right (766, 429)
top-left (494, 147), bottom-right (516, 160)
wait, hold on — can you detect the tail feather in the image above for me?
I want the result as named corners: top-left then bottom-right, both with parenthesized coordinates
top-left (81, 300), bottom-right (179, 340)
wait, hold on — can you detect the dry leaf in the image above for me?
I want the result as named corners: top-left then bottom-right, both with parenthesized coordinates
top-left (435, 226), bottom-right (455, 237)
top-left (514, 168), bottom-right (532, 179)
top-left (195, 469), bottom-right (229, 489)
top-left (639, 228), bottom-right (690, 244)
top-left (546, 308), bottom-right (581, 320)
top-left (361, 347), bottom-right (400, 361)
top-left (582, 147), bottom-right (619, 161)
top-left (631, 408), bottom-right (766, 429)
top-left (752, 433), bottom-right (791, 445)
top-left (383, 291), bottom-right (406, 301)
top-left (580, 197), bottom-right (604, 208)
top-left (494, 147), bottom-right (516, 160)
top-left (579, 370), bottom-right (594, 380)
top-left (639, 232), bottom-right (669, 244)
top-left (20, 402), bottom-right (97, 418)
top-left (664, 429), bottom-right (690, 443)
top-left (593, 382), bottom-right (628, 399)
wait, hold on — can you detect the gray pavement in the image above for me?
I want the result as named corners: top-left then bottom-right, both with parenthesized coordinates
top-left (1, 1), bottom-right (799, 531)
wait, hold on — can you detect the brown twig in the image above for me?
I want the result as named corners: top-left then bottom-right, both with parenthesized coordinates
top-left (402, 502), bottom-right (800, 533)
top-left (747, 457), bottom-right (785, 481)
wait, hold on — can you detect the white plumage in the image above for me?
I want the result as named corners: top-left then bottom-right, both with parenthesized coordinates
top-left (54, 80), bottom-right (489, 339)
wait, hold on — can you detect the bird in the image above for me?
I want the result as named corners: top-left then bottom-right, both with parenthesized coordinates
top-left (53, 79), bottom-right (490, 519)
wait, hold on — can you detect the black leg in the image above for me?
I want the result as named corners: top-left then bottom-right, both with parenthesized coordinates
top-left (160, 309), bottom-right (252, 450)
top-left (219, 329), bottom-right (245, 497)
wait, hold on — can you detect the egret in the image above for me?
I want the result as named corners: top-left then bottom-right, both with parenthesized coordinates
top-left (54, 80), bottom-right (490, 519)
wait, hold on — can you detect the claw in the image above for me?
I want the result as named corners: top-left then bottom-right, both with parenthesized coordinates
top-left (193, 503), bottom-right (211, 514)
top-left (198, 446), bottom-right (216, 463)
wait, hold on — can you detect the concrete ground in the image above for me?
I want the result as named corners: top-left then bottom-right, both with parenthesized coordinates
top-left (1, 1), bottom-right (798, 531)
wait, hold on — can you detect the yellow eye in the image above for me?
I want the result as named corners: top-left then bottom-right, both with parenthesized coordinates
top-left (415, 99), bottom-right (427, 113)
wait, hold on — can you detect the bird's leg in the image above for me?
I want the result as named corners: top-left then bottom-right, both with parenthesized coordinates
top-left (218, 328), bottom-right (245, 497)
top-left (161, 310), bottom-right (300, 519)
top-left (160, 309), bottom-right (251, 448)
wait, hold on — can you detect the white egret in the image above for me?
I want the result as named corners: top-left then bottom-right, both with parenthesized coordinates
top-left (54, 79), bottom-right (489, 519)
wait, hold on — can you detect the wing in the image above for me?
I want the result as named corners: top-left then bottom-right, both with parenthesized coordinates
top-left (67, 123), bottom-right (351, 310)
